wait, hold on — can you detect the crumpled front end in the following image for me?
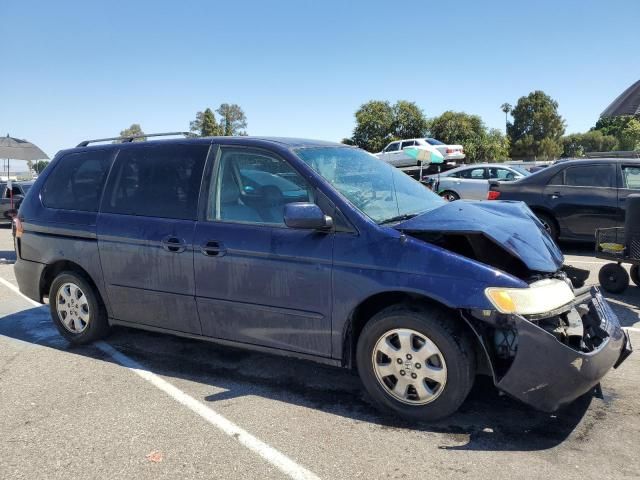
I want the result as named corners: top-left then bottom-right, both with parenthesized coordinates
top-left (466, 287), bottom-right (632, 412)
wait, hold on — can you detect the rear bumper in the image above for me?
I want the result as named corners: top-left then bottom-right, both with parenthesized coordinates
top-left (496, 287), bottom-right (631, 412)
top-left (14, 257), bottom-right (44, 303)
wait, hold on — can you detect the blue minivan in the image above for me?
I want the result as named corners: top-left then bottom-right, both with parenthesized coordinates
top-left (14, 135), bottom-right (631, 420)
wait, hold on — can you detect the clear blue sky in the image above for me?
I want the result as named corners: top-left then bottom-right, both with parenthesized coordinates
top-left (2, 0), bottom-right (639, 168)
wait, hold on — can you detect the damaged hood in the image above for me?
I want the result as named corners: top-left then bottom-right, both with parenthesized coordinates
top-left (395, 201), bottom-right (564, 273)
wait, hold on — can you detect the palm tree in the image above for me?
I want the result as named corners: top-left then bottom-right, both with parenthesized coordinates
top-left (500, 103), bottom-right (512, 133)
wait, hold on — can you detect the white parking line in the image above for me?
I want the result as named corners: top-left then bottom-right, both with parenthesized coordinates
top-left (95, 342), bottom-right (320, 480)
top-left (564, 260), bottom-right (608, 265)
top-left (0, 277), bottom-right (320, 480)
top-left (0, 277), bottom-right (40, 307)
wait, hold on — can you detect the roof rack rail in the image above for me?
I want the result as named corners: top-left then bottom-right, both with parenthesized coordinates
top-left (76, 132), bottom-right (191, 147)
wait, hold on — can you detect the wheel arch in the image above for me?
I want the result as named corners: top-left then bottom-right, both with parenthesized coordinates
top-left (40, 260), bottom-right (104, 305)
top-left (439, 189), bottom-right (459, 200)
top-left (341, 290), bottom-right (481, 370)
top-left (529, 206), bottom-right (560, 232)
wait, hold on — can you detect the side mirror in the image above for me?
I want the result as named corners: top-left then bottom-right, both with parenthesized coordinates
top-left (284, 203), bottom-right (333, 230)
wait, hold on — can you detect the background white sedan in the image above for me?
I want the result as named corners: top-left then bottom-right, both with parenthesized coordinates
top-left (376, 138), bottom-right (465, 167)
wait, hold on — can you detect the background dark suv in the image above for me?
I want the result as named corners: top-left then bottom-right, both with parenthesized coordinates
top-left (489, 158), bottom-right (640, 241)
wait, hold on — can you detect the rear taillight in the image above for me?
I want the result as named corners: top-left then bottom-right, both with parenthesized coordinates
top-left (446, 148), bottom-right (454, 154)
top-left (487, 191), bottom-right (501, 200)
top-left (14, 217), bottom-right (24, 238)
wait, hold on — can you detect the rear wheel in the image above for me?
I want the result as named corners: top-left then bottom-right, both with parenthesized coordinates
top-left (535, 212), bottom-right (559, 241)
top-left (49, 272), bottom-right (109, 344)
top-left (599, 263), bottom-right (629, 294)
top-left (630, 265), bottom-right (640, 287)
top-left (356, 304), bottom-right (475, 421)
top-left (440, 190), bottom-right (459, 202)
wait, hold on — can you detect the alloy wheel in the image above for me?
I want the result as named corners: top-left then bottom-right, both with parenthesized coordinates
top-left (56, 282), bottom-right (90, 333)
top-left (372, 328), bottom-right (447, 405)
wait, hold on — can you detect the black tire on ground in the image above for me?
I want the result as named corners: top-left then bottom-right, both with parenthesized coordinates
top-left (630, 264), bottom-right (640, 287)
top-left (440, 190), bottom-right (460, 202)
top-left (356, 304), bottom-right (475, 422)
top-left (535, 212), bottom-right (559, 241)
top-left (49, 271), bottom-right (109, 345)
top-left (598, 263), bottom-right (630, 294)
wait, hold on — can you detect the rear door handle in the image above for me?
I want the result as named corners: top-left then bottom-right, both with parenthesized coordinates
top-left (201, 240), bottom-right (227, 257)
top-left (161, 236), bottom-right (187, 253)
top-left (550, 192), bottom-right (561, 199)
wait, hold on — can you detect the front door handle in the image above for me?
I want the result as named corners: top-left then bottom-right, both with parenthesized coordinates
top-left (161, 236), bottom-right (187, 253)
top-left (201, 240), bottom-right (227, 257)
top-left (550, 192), bottom-right (561, 199)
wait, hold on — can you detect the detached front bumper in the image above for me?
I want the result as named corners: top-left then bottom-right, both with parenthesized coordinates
top-left (494, 287), bottom-right (631, 412)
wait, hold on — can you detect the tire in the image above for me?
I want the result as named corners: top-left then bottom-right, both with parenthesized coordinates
top-left (535, 212), bottom-right (559, 242)
top-left (49, 271), bottom-right (109, 345)
top-left (440, 190), bottom-right (460, 202)
top-left (356, 304), bottom-right (475, 422)
top-left (598, 263), bottom-right (629, 294)
top-left (630, 264), bottom-right (640, 287)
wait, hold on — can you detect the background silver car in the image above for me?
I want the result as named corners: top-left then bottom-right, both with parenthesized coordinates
top-left (427, 163), bottom-right (530, 201)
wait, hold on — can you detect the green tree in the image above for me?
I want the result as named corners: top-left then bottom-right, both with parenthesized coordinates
top-left (340, 138), bottom-right (355, 145)
top-left (619, 118), bottom-right (640, 150)
top-left (428, 111), bottom-right (484, 146)
top-left (351, 100), bottom-right (395, 152)
top-left (201, 108), bottom-right (221, 136)
top-left (216, 103), bottom-right (248, 136)
top-left (561, 130), bottom-right (618, 157)
top-left (118, 124), bottom-right (146, 142)
top-left (391, 101), bottom-right (428, 140)
top-left (349, 100), bottom-right (428, 152)
top-left (500, 103), bottom-right (512, 131)
top-left (507, 91), bottom-right (565, 160)
top-left (34, 160), bottom-right (49, 174)
top-left (26, 160), bottom-right (34, 174)
top-left (189, 111), bottom-right (205, 136)
top-left (428, 111), bottom-right (509, 162)
top-left (190, 109), bottom-right (222, 137)
top-left (592, 115), bottom-right (639, 139)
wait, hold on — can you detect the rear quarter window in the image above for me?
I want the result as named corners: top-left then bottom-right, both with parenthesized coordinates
top-left (42, 150), bottom-right (112, 212)
top-left (548, 170), bottom-right (564, 185)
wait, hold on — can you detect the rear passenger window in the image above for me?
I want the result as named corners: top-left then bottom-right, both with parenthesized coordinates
top-left (565, 165), bottom-right (615, 188)
top-left (400, 141), bottom-right (415, 149)
top-left (459, 168), bottom-right (486, 179)
top-left (102, 144), bottom-right (208, 220)
top-left (42, 150), bottom-right (112, 212)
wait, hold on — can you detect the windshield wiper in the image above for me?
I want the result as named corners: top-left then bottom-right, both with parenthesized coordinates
top-left (378, 213), bottom-right (420, 225)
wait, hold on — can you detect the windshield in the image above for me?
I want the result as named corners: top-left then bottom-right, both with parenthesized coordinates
top-left (295, 147), bottom-right (444, 223)
top-left (425, 138), bottom-right (445, 146)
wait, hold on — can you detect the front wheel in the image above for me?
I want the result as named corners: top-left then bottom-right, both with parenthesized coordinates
top-left (356, 304), bottom-right (475, 421)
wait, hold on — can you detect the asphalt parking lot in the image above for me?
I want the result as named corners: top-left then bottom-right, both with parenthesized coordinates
top-left (1, 225), bottom-right (639, 480)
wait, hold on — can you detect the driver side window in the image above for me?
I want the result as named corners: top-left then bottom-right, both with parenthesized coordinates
top-left (211, 148), bottom-right (313, 226)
